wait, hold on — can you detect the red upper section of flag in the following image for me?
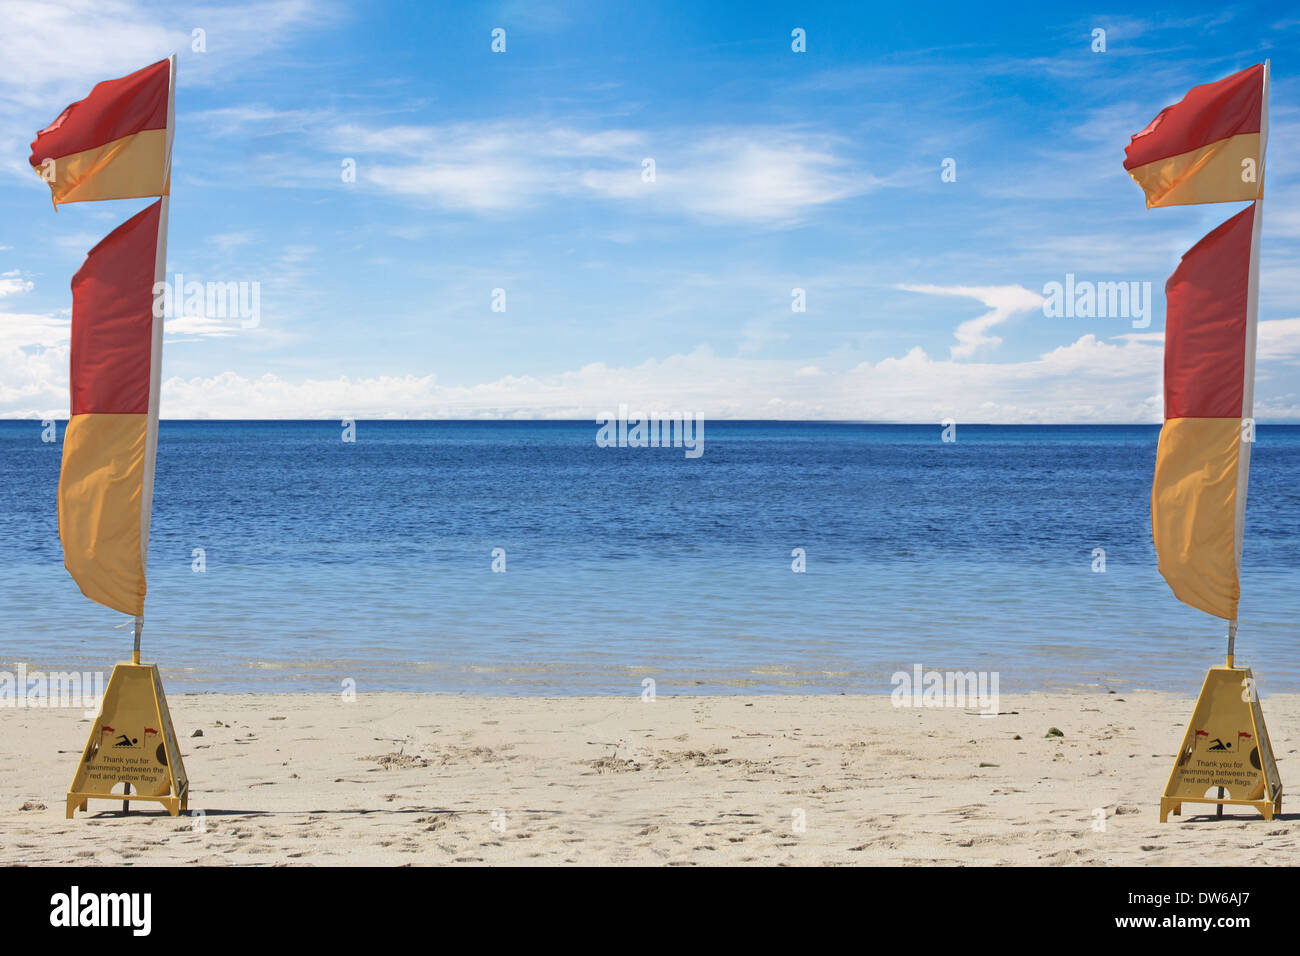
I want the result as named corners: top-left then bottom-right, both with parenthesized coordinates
top-left (28, 58), bottom-right (169, 166)
top-left (69, 201), bottom-right (160, 415)
top-left (1124, 64), bottom-right (1263, 170)
top-left (1164, 205), bottom-right (1254, 420)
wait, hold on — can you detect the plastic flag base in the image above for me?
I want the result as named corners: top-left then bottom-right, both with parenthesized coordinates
top-left (66, 661), bottom-right (189, 818)
top-left (1160, 663), bottom-right (1282, 821)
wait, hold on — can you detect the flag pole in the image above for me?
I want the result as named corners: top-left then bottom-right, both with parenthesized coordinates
top-left (136, 53), bottom-right (176, 665)
top-left (1230, 59), bottom-right (1269, 669)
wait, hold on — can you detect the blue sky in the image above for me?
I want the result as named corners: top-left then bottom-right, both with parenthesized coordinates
top-left (1, 0), bottom-right (1297, 420)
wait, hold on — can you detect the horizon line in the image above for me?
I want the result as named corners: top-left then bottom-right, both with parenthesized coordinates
top-left (2, 418), bottom-right (1285, 427)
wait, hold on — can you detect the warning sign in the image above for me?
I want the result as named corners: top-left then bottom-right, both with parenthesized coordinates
top-left (66, 662), bottom-right (188, 818)
top-left (1161, 665), bottom-right (1282, 821)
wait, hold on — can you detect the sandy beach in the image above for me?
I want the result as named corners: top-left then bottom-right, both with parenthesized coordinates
top-left (2, 690), bottom-right (1295, 866)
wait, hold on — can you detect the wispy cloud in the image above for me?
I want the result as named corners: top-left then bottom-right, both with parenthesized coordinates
top-left (580, 131), bottom-right (880, 224)
top-left (0, 0), bottom-right (336, 180)
top-left (898, 284), bottom-right (1046, 358)
top-left (164, 314), bottom-right (241, 339)
top-left (331, 120), bottom-right (881, 223)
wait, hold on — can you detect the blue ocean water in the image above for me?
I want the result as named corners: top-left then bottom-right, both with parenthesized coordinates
top-left (3, 421), bottom-right (1299, 695)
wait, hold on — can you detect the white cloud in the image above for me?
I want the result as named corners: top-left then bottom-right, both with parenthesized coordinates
top-left (190, 106), bottom-right (330, 137)
top-left (367, 155), bottom-right (548, 213)
top-left (0, 307), bottom-right (69, 416)
top-left (8, 320), bottom-right (1300, 422)
top-left (144, 339), bottom-right (1164, 421)
top-left (209, 231), bottom-right (255, 252)
top-left (164, 314), bottom-right (240, 339)
top-left (582, 133), bottom-right (878, 224)
top-left (335, 121), bottom-right (879, 223)
top-left (898, 283), bottom-right (1047, 358)
top-left (1258, 317), bottom-right (1300, 361)
top-left (0, 310), bottom-right (68, 351)
top-left (0, 273), bottom-right (35, 297)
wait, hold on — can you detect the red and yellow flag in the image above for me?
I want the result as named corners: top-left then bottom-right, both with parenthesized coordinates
top-left (1124, 63), bottom-right (1264, 208)
top-left (1152, 206), bottom-right (1256, 620)
top-left (1131, 62), bottom-right (1270, 622)
top-left (58, 201), bottom-right (164, 616)
top-left (29, 58), bottom-right (171, 206)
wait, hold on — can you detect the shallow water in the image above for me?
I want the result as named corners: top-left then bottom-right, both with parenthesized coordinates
top-left (3, 421), bottom-right (1297, 695)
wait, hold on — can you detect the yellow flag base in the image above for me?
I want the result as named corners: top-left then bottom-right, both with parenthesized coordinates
top-left (1160, 664), bottom-right (1282, 822)
top-left (66, 662), bottom-right (189, 819)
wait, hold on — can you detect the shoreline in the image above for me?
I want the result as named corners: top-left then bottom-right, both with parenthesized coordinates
top-left (3, 691), bottom-right (1295, 865)
top-left (10, 654), bottom-right (1292, 698)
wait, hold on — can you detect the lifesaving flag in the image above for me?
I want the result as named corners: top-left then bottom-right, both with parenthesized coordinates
top-left (1132, 61), bottom-right (1270, 624)
top-left (1124, 63), bottom-right (1264, 208)
top-left (28, 58), bottom-right (171, 206)
top-left (1151, 205), bottom-right (1256, 620)
top-left (58, 201), bottom-right (165, 616)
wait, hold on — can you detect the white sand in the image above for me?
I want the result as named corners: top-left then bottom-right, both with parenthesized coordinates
top-left (2, 691), bottom-right (1295, 865)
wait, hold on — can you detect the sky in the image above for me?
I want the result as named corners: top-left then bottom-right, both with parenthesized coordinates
top-left (0, 0), bottom-right (1297, 421)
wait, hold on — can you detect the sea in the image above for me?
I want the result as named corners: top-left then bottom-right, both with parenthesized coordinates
top-left (3, 421), bottom-right (1299, 696)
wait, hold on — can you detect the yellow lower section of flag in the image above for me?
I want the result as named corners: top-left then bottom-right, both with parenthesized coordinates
top-left (1152, 417), bottom-right (1241, 620)
top-left (58, 413), bottom-right (147, 616)
top-left (1127, 132), bottom-right (1260, 208)
top-left (38, 128), bottom-right (168, 206)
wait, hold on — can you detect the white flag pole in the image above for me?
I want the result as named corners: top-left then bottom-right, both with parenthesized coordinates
top-left (135, 52), bottom-right (176, 665)
top-left (1229, 59), bottom-right (1268, 668)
